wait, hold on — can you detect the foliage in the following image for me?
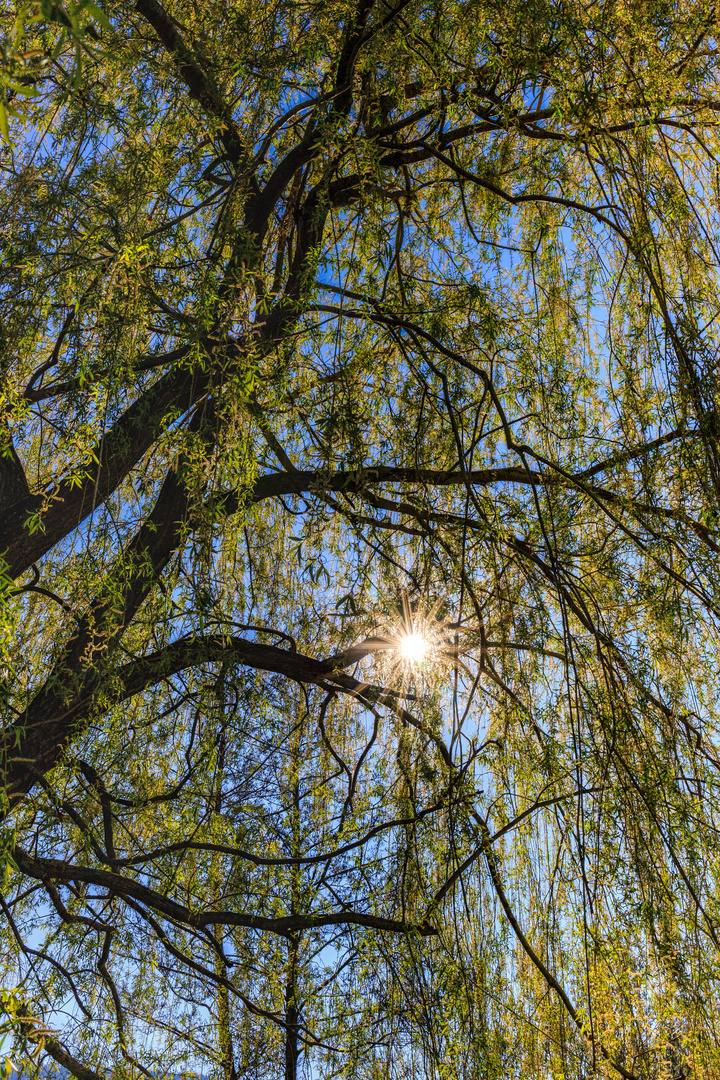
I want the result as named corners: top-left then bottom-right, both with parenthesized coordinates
top-left (1, 0), bottom-right (720, 1077)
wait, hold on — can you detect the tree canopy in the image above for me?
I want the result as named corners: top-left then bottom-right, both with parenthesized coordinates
top-left (2, 0), bottom-right (720, 1077)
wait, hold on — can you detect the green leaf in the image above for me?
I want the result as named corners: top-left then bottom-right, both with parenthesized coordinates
top-left (80, 0), bottom-right (112, 34)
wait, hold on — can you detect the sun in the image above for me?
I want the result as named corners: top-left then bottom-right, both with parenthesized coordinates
top-left (399, 632), bottom-right (427, 664)
top-left (334, 590), bottom-right (471, 692)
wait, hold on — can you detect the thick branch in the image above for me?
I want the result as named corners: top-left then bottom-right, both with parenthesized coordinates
top-left (211, 460), bottom-right (717, 549)
top-left (135, 0), bottom-right (245, 161)
top-left (1, 359), bottom-right (198, 580)
top-left (13, 1007), bottom-right (106, 1080)
top-left (1, 413), bottom-right (208, 809)
top-left (12, 847), bottom-right (437, 937)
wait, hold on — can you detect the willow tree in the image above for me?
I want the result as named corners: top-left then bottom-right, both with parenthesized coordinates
top-left (1, 0), bottom-right (720, 1077)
